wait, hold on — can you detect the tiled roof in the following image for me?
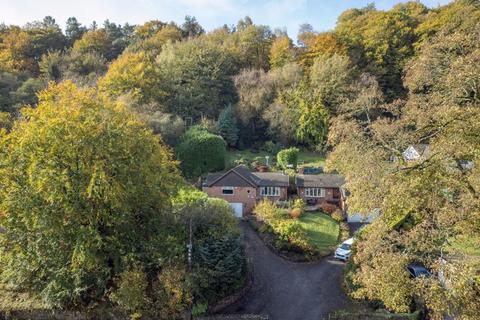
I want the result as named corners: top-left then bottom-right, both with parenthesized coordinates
top-left (203, 173), bottom-right (224, 186)
top-left (412, 144), bottom-right (429, 156)
top-left (296, 174), bottom-right (345, 188)
top-left (203, 165), bottom-right (289, 187)
top-left (251, 172), bottom-right (289, 187)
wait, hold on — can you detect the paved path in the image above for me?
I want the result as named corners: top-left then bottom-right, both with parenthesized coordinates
top-left (222, 221), bottom-right (354, 320)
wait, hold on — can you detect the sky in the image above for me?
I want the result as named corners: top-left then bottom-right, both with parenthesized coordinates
top-left (1, 0), bottom-right (452, 37)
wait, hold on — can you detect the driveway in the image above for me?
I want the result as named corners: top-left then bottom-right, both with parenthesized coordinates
top-left (221, 221), bottom-right (354, 320)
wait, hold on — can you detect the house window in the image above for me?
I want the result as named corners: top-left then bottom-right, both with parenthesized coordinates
top-left (305, 188), bottom-right (325, 198)
top-left (222, 187), bottom-right (234, 195)
top-left (260, 187), bottom-right (280, 197)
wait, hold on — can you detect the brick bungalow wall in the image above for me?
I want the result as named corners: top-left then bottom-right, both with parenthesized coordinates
top-left (256, 187), bottom-right (288, 204)
top-left (202, 186), bottom-right (258, 214)
top-left (297, 187), bottom-right (344, 210)
top-left (203, 186), bottom-right (288, 215)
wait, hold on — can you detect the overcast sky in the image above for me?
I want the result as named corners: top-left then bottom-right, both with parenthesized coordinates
top-left (1, 0), bottom-right (452, 36)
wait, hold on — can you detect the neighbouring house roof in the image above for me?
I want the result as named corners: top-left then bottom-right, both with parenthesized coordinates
top-left (203, 165), bottom-right (289, 188)
top-left (402, 144), bottom-right (429, 161)
top-left (251, 172), bottom-right (289, 187)
top-left (203, 173), bottom-right (224, 186)
top-left (296, 174), bottom-right (345, 188)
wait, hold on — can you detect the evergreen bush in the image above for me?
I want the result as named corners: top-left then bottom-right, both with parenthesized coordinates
top-left (175, 126), bottom-right (226, 177)
top-left (277, 147), bottom-right (300, 169)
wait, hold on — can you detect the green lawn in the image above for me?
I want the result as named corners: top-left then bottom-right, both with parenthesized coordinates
top-left (298, 212), bottom-right (340, 255)
top-left (225, 149), bottom-right (325, 169)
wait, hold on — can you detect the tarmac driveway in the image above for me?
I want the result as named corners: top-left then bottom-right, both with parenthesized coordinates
top-left (221, 221), bottom-right (354, 320)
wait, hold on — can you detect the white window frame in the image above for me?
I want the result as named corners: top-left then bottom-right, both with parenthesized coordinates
top-left (260, 186), bottom-right (280, 197)
top-left (221, 187), bottom-right (234, 195)
top-left (305, 187), bottom-right (325, 198)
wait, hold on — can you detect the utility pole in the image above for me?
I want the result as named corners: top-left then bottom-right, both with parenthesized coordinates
top-left (188, 217), bottom-right (193, 271)
top-left (186, 217), bottom-right (193, 320)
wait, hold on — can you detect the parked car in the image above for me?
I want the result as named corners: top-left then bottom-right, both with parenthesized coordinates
top-left (334, 238), bottom-right (354, 261)
top-left (407, 264), bottom-right (431, 278)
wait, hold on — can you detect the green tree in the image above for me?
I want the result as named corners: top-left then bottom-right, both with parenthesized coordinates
top-left (195, 235), bottom-right (246, 303)
top-left (155, 39), bottom-right (238, 119)
top-left (231, 20), bottom-right (274, 70)
top-left (144, 112), bottom-right (185, 146)
top-left (0, 81), bottom-right (181, 307)
top-left (65, 17), bottom-right (87, 46)
top-left (0, 72), bottom-right (20, 112)
top-left (217, 104), bottom-right (239, 147)
top-left (181, 16), bottom-right (204, 38)
top-left (310, 53), bottom-right (353, 112)
top-left (11, 77), bottom-right (46, 108)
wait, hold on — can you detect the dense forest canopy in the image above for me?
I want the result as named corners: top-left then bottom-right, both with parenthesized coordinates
top-left (1, 0), bottom-right (477, 150)
top-left (0, 0), bottom-right (479, 319)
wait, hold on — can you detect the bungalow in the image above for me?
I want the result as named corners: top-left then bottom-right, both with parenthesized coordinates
top-left (296, 174), bottom-right (346, 211)
top-left (202, 165), bottom-right (289, 217)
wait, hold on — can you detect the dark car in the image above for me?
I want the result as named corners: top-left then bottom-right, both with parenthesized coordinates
top-left (407, 264), bottom-right (431, 278)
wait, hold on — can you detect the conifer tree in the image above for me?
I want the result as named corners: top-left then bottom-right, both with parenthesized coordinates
top-left (217, 104), bottom-right (239, 147)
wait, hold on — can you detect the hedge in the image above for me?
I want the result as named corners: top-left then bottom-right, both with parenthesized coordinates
top-left (176, 126), bottom-right (226, 178)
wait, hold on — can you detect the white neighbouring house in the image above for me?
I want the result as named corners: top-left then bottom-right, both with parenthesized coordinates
top-left (402, 144), bottom-right (429, 162)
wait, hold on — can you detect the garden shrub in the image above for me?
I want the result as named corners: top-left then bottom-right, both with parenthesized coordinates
top-left (289, 199), bottom-right (305, 219)
top-left (339, 222), bottom-right (350, 242)
top-left (293, 198), bottom-right (306, 212)
top-left (320, 202), bottom-right (338, 214)
top-left (332, 209), bottom-right (345, 222)
top-left (110, 268), bottom-right (150, 318)
top-left (270, 219), bottom-right (312, 251)
top-left (175, 126), bottom-right (226, 178)
top-left (152, 264), bottom-right (191, 319)
top-left (253, 200), bottom-right (280, 224)
top-left (289, 208), bottom-right (302, 219)
top-left (277, 147), bottom-right (300, 169)
top-left (254, 201), bottom-right (314, 253)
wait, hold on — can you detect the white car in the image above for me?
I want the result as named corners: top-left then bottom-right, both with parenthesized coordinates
top-left (334, 238), bottom-right (354, 261)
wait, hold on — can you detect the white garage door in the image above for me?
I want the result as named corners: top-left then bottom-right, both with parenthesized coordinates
top-left (229, 203), bottom-right (243, 218)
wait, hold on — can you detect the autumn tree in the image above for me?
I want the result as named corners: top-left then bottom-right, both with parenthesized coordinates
top-left (327, 19), bottom-right (480, 318)
top-left (72, 29), bottom-right (112, 59)
top-left (99, 51), bottom-right (160, 104)
top-left (298, 32), bottom-right (346, 68)
top-left (0, 81), bottom-right (181, 307)
top-left (269, 35), bottom-right (294, 69)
